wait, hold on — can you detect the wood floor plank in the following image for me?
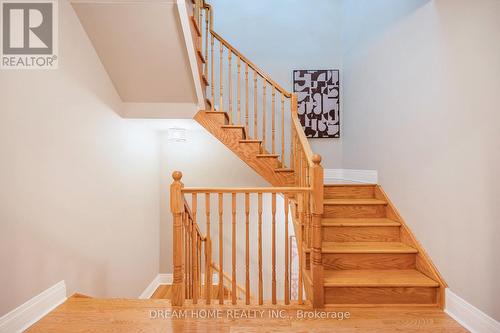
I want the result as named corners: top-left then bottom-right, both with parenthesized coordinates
top-left (24, 297), bottom-right (467, 333)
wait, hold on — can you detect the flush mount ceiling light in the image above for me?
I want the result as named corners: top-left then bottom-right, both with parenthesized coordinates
top-left (167, 127), bottom-right (187, 142)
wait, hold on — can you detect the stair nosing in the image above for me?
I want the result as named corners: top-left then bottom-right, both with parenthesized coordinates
top-left (275, 168), bottom-right (294, 172)
top-left (321, 242), bottom-right (418, 254)
top-left (323, 199), bottom-right (387, 205)
top-left (256, 154), bottom-right (279, 158)
top-left (239, 139), bottom-right (262, 143)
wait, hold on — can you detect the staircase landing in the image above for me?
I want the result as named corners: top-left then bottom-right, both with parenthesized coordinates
top-left (24, 294), bottom-right (466, 333)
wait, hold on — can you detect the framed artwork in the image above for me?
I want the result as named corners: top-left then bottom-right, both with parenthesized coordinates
top-left (293, 69), bottom-right (340, 138)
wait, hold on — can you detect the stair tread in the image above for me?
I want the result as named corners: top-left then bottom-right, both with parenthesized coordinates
top-left (322, 218), bottom-right (401, 227)
top-left (323, 269), bottom-right (439, 287)
top-left (275, 168), bottom-right (294, 172)
top-left (239, 139), bottom-right (261, 143)
top-left (322, 242), bottom-right (418, 253)
top-left (324, 184), bottom-right (377, 187)
top-left (256, 154), bottom-right (279, 158)
top-left (221, 125), bottom-right (245, 129)
top-left (324, 198), bottom-right (387, 205)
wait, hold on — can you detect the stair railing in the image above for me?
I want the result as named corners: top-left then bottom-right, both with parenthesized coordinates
top-left (211, 263), bottom-right (249, 301)
top-left (183, 0), bottom-right (325, 307)
top-left (170, 171), bottom-right (312, 306)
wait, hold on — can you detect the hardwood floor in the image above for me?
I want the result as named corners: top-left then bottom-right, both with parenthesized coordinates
top-left (25, 293), bottom-right (468, 333)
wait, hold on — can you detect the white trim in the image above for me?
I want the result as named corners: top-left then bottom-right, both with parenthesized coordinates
top-left (0, 281), bottom-right (67, 333)
top-left (177, 0), bottom-right (206, 110)
top-left (445, 289), bottom-right (500, 333)
top-left (139, 274), bottom-right (173, 299)
top-left (139, 273), bottom-right (220, 299)
top-left (324, 169), bottom-right (378, 184)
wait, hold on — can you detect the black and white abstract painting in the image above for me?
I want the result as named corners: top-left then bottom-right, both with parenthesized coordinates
top-left (293, 70), bottom-right (340, 138)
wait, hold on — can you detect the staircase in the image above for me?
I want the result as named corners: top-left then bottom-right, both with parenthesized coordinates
top-left (195, 111), bottom-right (295, 186)
top-left (310, 184), bottom-right (444, 306)
top-left (168, 0), bottom-right (446, 309)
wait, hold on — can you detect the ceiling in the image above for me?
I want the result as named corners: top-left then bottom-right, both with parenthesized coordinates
top-left (71, 0), bottom-right (197, 103)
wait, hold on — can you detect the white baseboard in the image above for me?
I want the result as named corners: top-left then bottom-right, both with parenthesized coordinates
top-left (445, 289), bottom-right (500, 333)
top-left (139, 274), bottom-right (173, 299)
top-left (0, 281), bottom-right (67, 333)
top-left (139, 273), bottom-right (220, 299)
top-left (324, 169), bottom-right (378, 184)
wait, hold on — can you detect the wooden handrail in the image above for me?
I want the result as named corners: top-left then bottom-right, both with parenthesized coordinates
top-left (210, 30), bottom-right (292, 98)
top-left (211, 263), bottom-right (250, 299)
top-left (182, 197), bottom-right (204, 239)
top-left (182, 187), bottom-right (311, 193)
top-left (291, 114), bottom-right (314, 167)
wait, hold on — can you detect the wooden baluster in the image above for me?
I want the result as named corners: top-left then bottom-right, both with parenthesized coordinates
top-left (192, 194), bottom-right (198, 304)
top-left (291, 94), bottom-right (298, 170)
top-left (205, 193), bottom-right (211, 304)
top-left (271, 192), bottom-right (277, 304)
top-left (284, 194), bottom-right (290, 305)
top-left (197, 0), bottom-right (201, 31)
top-left (311, 154), bottom-right (324, 307)
top-left (258, 192), bottom-right (263, 305)
top-left (245, 193), bottom-right (250, 305)
top-left (281, 94), bottom-right (285, 167)
top-left (170, 171), bottom-right (184, 306)
top-left (303, 155), bottom-right (308, 248)
top-left (272, 87), bottom-right (276, 154)
top-left (297, 190), bottom-right (304, 305)
top-left (183, 212), bottom-right (187, 298)
top-left (219, 43), bottom-right (224, 112)
top-left (198, 237), bottom-right (202, 298)
top-left (204, 7), bottom-right (208, 81)
top-left (262, 81), bottom-right (267, 151)
top-left (231, 193), bottom-right (237, 305)
top-left (228, 51), bottom-right (233, 122)
top-left (218, 193), bottom-right (224, 304)
top-left (254, 71), bottom-right (258, 139)
top-left (187, 216), bottom-right (191, 299)
top-left (210, 34), bottom-right (215, 111)
top-left (245, 63), bottom-right (249, 133)
top-left (237, 56), bottom-right (241, 124)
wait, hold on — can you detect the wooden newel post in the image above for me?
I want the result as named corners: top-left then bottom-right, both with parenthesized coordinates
top-left (310, 154), bottom-right (324, 308)
top-left (170, 171), bottom-right (185, 306)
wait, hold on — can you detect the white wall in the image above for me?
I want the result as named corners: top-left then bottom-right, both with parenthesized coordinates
top-left (209, 0), bottom-right (344, 168)
top-left (0, 0), bottom-right (160, 316)
top-left (340, 0), bottom-right (500, 321)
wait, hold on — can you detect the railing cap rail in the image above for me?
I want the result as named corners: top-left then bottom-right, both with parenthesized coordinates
top-left (181, 187), bottom-right (311, 193)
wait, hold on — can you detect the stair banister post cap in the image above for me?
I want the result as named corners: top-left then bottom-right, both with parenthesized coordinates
top-left (172, 171), bottom-right (183, 181)
top-left (312, 154), bottom-right (322, 165)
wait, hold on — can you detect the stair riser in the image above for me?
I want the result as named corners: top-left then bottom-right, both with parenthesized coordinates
top-left (222, 128), bottom-right (245, 139)
top-left (322, 253), bottom-right (416, 270)
top-left (257, 157), bottom-right (280, 169)
top-left (324, 186), bottom-right (376, 199)
top-left (205, 113), bottom-right (227, 125)
top-left (241, 143), bottom-right (261, 153)
top-left (323, 204), bottom-right (386, 218)
top-left (325, 287), bottom-right (438, 305)
top-left (322, 226), bottom-right (400, 242)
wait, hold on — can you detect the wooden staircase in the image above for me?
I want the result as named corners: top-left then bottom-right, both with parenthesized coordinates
top-left (300, 184), bottom-right (445, 307)
top-left (170, 0), bottom-right (447, 309)
top-left (195, 110), bottom-right (295, 186)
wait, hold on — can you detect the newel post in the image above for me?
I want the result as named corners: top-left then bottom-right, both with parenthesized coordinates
top-left (311, 154), bottom-right (324, 307)
top-left (170, 171), bottom-right (185, 306)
